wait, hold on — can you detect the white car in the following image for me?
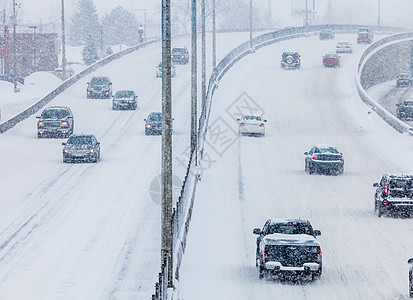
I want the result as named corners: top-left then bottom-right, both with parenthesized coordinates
top-left (336, 42), bottom-right (353, 53)
top-left (237, 115), bottom-right (266, 136)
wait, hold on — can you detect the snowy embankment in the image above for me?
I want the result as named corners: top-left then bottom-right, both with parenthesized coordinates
top-left (178, 34), bottom-right (413, 300)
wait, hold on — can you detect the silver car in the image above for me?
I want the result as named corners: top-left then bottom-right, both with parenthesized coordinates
top-left (112, 90), bottom-right (137, 110)
top-left (36, 106), bottom-right (74, 138)
top-left (62, 134), bottom-right (101, 163)
top-left (156, 62), bottom-right (176, 77)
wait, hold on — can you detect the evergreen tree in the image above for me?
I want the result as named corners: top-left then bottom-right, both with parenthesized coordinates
top-left (82, 36), bottom-right (99, 65)
top-left (102, 6), bottom-right (140, 46)
top-left (105, 46), bottom-right (113, 56)
top-left (69, 0), bottom-right (101, 46)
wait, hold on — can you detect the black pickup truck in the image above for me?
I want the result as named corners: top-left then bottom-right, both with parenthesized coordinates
top-left (253, 218), bottom-right (322, 280)
top-left (373, 174), bottom-right (413, 217)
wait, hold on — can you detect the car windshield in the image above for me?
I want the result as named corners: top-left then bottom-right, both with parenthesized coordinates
top-left (316, 147), bottom-right (339, 153)
top-left (115, 91), bottom-right (134, 98)
top-left (67, 136), bottom-right (93, 145)
top-left (41, 109), bottom-right (68, 119)
top-left (90, 77), bottom-right (109, 84)
top-left (399, 74), bottom-right (410, 78)
top-left (267, 222), bottom-right (313, 235)
top-left (403, 101), bottom-right (413, 106)
top-left (243, 116), bottom-right (262, 121)
top-left (148, 113), bottom-right (162, 121)
top-left (282, 53), bottom-right (298, 58)
top-left (324, 54), bottom-right (337, 58)
top-left (172, 48), bottom-right (186, 54)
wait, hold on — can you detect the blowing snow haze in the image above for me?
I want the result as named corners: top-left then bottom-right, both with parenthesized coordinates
top-left (4, 0), bottom-right (413, 29)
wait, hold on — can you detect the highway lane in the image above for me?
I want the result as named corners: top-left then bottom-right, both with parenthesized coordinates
top-left (179, 34), bottom-right (413, 299)
top-left (0, 32), bottom-right (251, 299)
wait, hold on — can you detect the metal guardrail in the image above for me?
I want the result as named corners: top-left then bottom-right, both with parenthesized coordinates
top-left (152, 24), bottom-right (406, 300)
top-left (0, 39), bottom-right (159, 134)
top-left (355, 32), bottom-right (413, 135)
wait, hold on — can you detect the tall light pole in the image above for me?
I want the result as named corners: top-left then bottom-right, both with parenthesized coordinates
top-left (29, 25), bottom-right (37, 72)
top-left (249, 0), bottom-right (253, 49)
top-left (161, 0), bottom-right (173, 288)
top-left (377, 0), bottom-right (381, 27)
top-left (191, 0), bottom-right (197, 155)
top-left (12, 0), bottom-right (18, 92)
top-left (212, 0), bottom-right (216, 70)
top-left (61, 0), bottom-right (67, 80)
top-left (201, 0), bottom-right (206, 110)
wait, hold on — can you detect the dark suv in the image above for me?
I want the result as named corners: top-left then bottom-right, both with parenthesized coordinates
top-left (144, 112), bottom-right (163, 135)
top-left (36, 106), bottom-right (74, 138)
top-left (396, 100), bottom-right (413, 120)
top-left (281, 52), bottom-right (301, 70)
top-left (171, 47), bottom-right (189, 64)
top-left (87, 76), bottom-right (112, 99)
top-left (373, 174), bottom-right (413, 217)
top-left (396, 73), bottom-right (412, 87)
top-left (253, 218), bottom-right (322, 280)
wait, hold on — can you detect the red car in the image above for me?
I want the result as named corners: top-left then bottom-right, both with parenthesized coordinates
top-left (357, 32), bottom-right (373, 44)
top-left (322, 54), bottom-right (341, 68)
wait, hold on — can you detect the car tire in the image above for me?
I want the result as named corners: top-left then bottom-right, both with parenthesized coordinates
top-left (309, 164), bottom-right (315, 174)
top-left (378, 204), bottom-right (384, 217)
top-left (258, 266), bottom-right (266, 279)
top-left (409, 270), bottom-right (413, 298)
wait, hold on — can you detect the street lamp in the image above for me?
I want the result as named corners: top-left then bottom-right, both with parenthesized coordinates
top-left (29, 25), bottom-right (37, 72)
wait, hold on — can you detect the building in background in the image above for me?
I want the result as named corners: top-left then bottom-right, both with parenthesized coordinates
top-left (0, 26), bottom-right (58, 78)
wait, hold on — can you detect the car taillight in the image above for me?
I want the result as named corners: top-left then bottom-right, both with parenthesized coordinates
top-left (383, 183), bottom-right (388, 196)
top-left (312, 156), bottom-right (318, 160)
top-left (259, 123), bottom-right (264, 127)
top-left (383, 201), bottom-right (389, 206)
top-left (336, 46), bottom-right (339, 48)
top-left (264, 246), bottom-right (269, 262)
top-left (402, 106), bottom-right (407, 109)
top-left (240, 122), bottom-right (245, 126)
top-left (346, 46), bottom-right (350, 48)
top-left (316, 247), bottom-right (321, 263)
top-left (338, 156), bottom-right (343, 161)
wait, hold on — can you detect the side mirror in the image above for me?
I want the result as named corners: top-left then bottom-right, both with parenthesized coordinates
top-left (36, 116), bottom-right (40, 119)
top-left (314, 230), bottom-right (321, 236)
top-left (253, 228), bottom-right (261, 235)
top-left (373, 183), bottom-right (379, 187)
top-left (396, 103), bottom-right (400, 106)
top-left (86, 82), bottom-right (89, 84)
top-left (236, 118), bottom-right (240, 121)
top-left (304, 152), bottom-right (309, 155)
top-left (144, 119), bottom-right (147, 122)
top-left (264, 120), bottom-right (267, 122)
top-left (62, 142), bottom-right (66, 146)
top-left (96, 142), bottom-right (100, 145)
top-left (408, 258), bottom-right (413, 264)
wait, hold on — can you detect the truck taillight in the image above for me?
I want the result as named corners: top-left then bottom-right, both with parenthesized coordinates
top-left (264, 246), bottom-right (269, 262)
top-left (316, 247), bottom-right (321, 263)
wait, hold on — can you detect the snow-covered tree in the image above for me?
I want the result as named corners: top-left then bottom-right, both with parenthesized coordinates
top-left (82, 36), bottom-right (99, 65)
top-left (69, 0), bottom-right (101, 46)
top-left (105, 46), bottom-right (113, 56)
top-left (102, 6), bottom-right (140, 46)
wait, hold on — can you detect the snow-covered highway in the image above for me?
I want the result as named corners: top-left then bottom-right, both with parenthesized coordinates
top-left (0, 32), bottom-right (251, 299)
top-left (179, 34), bottom-right (413, 300)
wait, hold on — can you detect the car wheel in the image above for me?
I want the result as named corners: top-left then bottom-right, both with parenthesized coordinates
top-left (309, 164), bottom-right (315, 174)
top-left (112, 105), bottom-right (117, 110)
top-left (338, 166), bottom-right (344, 175)
top-left (378, 204), bottom-right (384, 217)
top-left (409, 269), bottom-right (413, 298)
top-left (258, 266), bottom-right (267, 279)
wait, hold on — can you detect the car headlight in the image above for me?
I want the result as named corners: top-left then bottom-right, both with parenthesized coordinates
top-left (114, 100), bottom-right (118, 104)
top-left (64, 149), bottom-right (70, 154)
top-left (61, 121), bottom-right (68, 127)
top-left (38, 121), bottom-right (44, 127)
top-left (146, 124), bottom-right (151, 129)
